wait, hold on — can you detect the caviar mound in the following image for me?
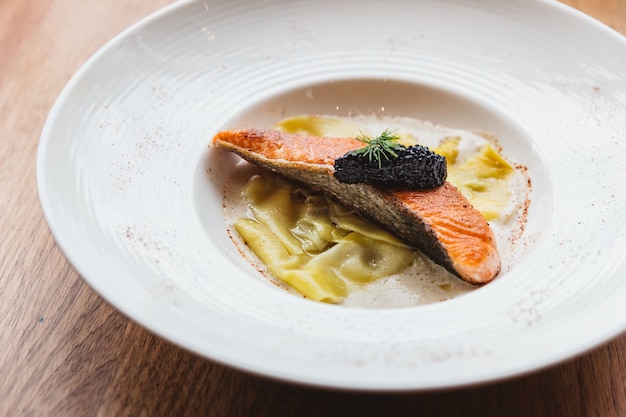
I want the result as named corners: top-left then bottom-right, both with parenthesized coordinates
top-left (334, 145), bottom-right (447, 189)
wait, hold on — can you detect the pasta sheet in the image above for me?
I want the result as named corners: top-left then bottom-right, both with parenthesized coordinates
top-left (235, 174), bottom-right (415, 303)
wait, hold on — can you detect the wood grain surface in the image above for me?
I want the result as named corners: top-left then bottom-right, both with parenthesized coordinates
top-left (1, 0), bottom-right (625, 416)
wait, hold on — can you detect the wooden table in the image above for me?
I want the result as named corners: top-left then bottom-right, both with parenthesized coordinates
top-left (1, 0), bottom-right (625, 415)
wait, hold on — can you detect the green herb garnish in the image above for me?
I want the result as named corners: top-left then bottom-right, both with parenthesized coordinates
top-left (350, 129), bottom-right (406, 168)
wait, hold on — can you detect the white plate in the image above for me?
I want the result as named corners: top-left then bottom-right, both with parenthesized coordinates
top-left (38, 0), bottom-right (626, 390)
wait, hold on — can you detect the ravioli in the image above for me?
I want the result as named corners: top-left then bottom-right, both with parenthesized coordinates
top-left (235, 173), bottom-right (415, 303)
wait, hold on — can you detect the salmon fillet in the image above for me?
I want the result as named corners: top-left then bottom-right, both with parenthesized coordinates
top-left (213, 128), bottom-right (501, 284)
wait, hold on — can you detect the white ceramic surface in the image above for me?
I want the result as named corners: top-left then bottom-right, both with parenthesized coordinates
top-left (38, 0), bottom-right (626, 390)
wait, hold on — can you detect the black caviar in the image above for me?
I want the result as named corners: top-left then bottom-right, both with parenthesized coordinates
top-left (334, 144), bottom-right (447, 189)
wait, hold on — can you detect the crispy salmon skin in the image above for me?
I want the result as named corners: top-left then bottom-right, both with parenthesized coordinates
top-left (212, 128), bottom-right (501, 284)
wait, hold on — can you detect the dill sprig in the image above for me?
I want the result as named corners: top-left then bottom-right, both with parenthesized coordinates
top-left (350, 129), bottom-right (406, 168)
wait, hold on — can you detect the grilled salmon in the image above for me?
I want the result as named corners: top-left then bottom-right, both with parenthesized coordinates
top-left (213, 128), bottom-right (501, 284)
